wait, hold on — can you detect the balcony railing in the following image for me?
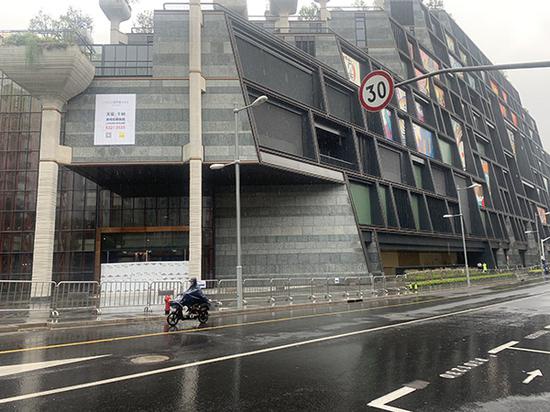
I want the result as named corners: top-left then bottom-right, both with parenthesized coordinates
top-left (91, 44), bottom-right (153, 77)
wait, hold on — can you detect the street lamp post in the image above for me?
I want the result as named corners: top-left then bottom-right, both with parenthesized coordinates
top-left (444, 183), bottom-right (481, 287)
top-left (210, 95), bottom-right (268, 309)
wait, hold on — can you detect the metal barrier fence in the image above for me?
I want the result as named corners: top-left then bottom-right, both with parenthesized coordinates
top-left (0, 281), bottom-right (56, 313)
top-left (52, 282), bottom-right (101, 316)
top-left (0, 268), bottom-right (544, 316)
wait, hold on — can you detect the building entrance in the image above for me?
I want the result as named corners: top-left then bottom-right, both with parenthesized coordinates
top-left (94, 227), bottom-right (189, 278)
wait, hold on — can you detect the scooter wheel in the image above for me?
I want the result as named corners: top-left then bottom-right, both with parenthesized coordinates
top-left (198, 311), bottom-right (209, 324)
top-left (167, 312), bottom-right (179, 327)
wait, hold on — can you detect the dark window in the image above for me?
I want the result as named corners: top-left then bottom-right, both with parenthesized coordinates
top-left (295, 36), bottom-right (316, 57)
top-left (235, 36), bottom-right (319, 108)
top-left (379, 146), bottom-right (402, 183)
top-left (315, 120), bottom-right (358, 170)
top-left (93, 44), bottom-right (152, 77)
top-left (379, 185), bottom-right (398, 227)
top-left (252, 97), bottom-right (315, 159)
top-left (428, 197), bottom-right (452, 233)
top-left (393, 188), bottom-right (416, 230)
top-left (432, 166), bottom-right (448, 196)
top-left (355, 16), bottom-right (367, 48)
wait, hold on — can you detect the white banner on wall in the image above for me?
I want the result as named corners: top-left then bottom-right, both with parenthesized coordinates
top-left (94, 94), bottom-right (136, 146)
top-left (100, 261), bottom-right (189, 284)
top-left (342, 53), bottom-right (362, 86)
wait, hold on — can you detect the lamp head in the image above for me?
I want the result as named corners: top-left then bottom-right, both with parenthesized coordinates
top-left (210, 164), bottom-right (226, 170)
top-left (250, 95), bottom-right (268, 108)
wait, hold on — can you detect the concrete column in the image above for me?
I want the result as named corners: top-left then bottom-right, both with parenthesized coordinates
top-left (110, 22), bottom-right (128, 45)
top-left (31, 99), bottom-right (64, 296)
top-left (188, 0), bottom-right (204, 278)
top-left (317, 0), bottom-right (330, 21)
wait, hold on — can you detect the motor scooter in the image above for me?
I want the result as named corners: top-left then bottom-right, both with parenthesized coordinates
top-left (167, 286), bottom-right (210, 326)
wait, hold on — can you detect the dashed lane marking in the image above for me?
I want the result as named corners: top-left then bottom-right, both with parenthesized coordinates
top-left (0, 292), bottom-right (545, 405)
top-left (439, 358), bottom-right (489, 379)
top-left (525, 330), bottom-right (550, 340)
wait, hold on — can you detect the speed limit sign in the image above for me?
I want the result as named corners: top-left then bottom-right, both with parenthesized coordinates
top-left (359, 70), bottom-right (395, 112)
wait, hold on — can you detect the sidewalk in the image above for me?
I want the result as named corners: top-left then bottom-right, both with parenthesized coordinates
top-left (0, 276), bottom-right (546, 334)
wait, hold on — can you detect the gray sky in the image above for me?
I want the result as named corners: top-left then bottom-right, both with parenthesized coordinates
top-left (1, 0), bottom-right (549, 149)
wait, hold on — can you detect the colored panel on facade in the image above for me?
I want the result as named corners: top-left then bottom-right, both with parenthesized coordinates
top-left (506, 128), bottom-right (516, 154)
top-left (499, 103), bottom-right (508, 119)
top-left (538, 207), bottom-right (547, 225)
top-left (451, 118), bottom-right (466, 170)
top-left (398, 116), bottom-right (407, 145)
top-left (381, 109), bottom-right (394, 141)
top-left (396, 88), bottom-right (408, 112)
top-left (414, 68), bottom-right (430, 96)
top-left (474, 185), bottom-right (485, 208)
top-left (419, 48), bottom-right (439, 73)
top-left (490, 80), bottom-right (499, 95)
top-left (342, 53), bottom-right (361, 86)
top-left (435, 85), bottom-right (446, 108)
top-left (414, 99), bottom-right (425, 122)
top-left (413, 123), bottom-right (435, 158)
top-left (481, 159), bottom-right (491, 194)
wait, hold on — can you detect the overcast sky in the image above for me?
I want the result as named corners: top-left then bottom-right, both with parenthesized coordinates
top-left (2, 0), bottom-right (549, 149)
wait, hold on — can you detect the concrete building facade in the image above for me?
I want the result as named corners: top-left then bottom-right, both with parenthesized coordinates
top-left (0, 0), bottom-right (548, 282)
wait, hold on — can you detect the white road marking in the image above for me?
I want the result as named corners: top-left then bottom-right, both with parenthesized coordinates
top-left (0, 355), bottom-right (109, 378)
top-left (367, 386), bottom-right (417, 412)
top-left (509, 347), bottom-right (550, 356)
top-left (488, 341), bottom-right (519, 354)
top-left (0, 292), bottom-right (545, 405)
top-left (523, 369), bottom-right (543, 384)
top-left (524, 330), bottom-right (550, 340)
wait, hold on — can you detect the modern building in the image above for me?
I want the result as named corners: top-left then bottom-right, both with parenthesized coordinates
top-left (0, 0), bottom-right (549, 284)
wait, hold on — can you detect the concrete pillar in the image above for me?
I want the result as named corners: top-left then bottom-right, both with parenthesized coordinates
top-left (316, 0), bottom-right (330, 21)
top-left (274, 13), bottom-right (290, 33)
top-left (0, 45), bottom-right (94, 290)
top-left (188, 0), bottom-right (204, 278)
top-left (110, 22), bottom-right (128, 45)
top-left (31, 98), bottom-right (64, 296)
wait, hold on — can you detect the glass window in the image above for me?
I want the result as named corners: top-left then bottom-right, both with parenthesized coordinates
top-left (439, 139), bottom-right (453, 165)
top-left (349, 182), bottom-right (372, 225)
top-left (379, 146), bottom-right (402, 183)
top-left (378, 185), bottom-right (398, 227)
top-left (236, 37), bottom-right (317, 107)
top-left (410, 194), bottom-right (421, 230)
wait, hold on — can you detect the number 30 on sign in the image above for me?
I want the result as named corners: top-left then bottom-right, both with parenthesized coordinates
top-left (359, 70), bottom-right (395, 112)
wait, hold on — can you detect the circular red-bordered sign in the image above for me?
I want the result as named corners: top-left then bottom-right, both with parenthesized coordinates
top-left (359, 70), bottom-right (395, 112)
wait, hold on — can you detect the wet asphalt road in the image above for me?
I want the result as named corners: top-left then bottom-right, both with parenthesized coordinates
top-left (0, 283), bottom-right (550, 411)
